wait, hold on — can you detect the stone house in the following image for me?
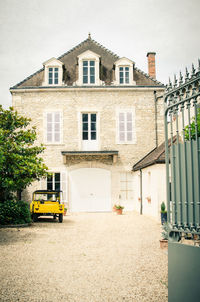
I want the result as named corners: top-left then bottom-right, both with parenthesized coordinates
top-left (10, 35), bottom-right (165, 213)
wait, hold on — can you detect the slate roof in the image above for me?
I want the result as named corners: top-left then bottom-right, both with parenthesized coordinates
top-left (11, 36), bottom-right (164, 89)
top-left (132, 137), bottom-right (177, 171)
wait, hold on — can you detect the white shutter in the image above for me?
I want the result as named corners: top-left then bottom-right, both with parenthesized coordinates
top-left (126, 112), bottom-right (133, 141)
top-left (61, 172), bottom-right (67, 204)
top-left (54, 112), bottom-right (60, 143)
top-left (119, 112), bottom-right (125, 142)
top-left (47, 113), bottom-right (53, 142)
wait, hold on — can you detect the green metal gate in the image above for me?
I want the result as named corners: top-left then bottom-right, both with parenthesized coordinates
top-left (164, 62), bottom-right (200, 302)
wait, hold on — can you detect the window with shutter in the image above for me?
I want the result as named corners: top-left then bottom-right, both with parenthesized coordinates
top-left (46, 112), bottom-right (61, 143)
top-left (118, 110), bottom-right (136, 143)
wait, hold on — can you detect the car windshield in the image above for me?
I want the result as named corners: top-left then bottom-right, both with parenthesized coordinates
top-left (34, 193), bottom-right (59, 201)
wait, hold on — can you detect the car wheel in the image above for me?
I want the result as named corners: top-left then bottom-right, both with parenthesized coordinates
top-left (59, 214), bottom-right (63, 223)
top-left (33, 213), bottom-right (38, 222)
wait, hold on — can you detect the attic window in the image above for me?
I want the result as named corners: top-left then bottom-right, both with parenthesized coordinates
top-left (48, 67), bottom-right (59, 85)
top-left (43, 57), bottom-right (63, 86)
top-left (83, 61), bottom-right (95, 84)
top-left (119, 67), bottom-right (129, 84)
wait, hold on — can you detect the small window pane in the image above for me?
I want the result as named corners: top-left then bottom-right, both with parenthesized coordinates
top-left (83, 67), bottom-right (88, 75)
top-left (83, 123), bottom-right (88, 131)
top-left (91, 114), bottom-right (96, 121)
top-left (83, 132), bottom-right (88, 140)
top-left (47, 174), bottom-right (53, 182)
top-left (49, 78), bottom-right (53, 84)
top-left (49, 68), bottom-right (53, 72)
top-left (82, 114), bottom-right (88, 122)
top-left (83, 61), bottom-right (88, 66)
top-left (54, 78), bottom-right (58, 84)
top-left (125, 67), bottom-right (129, 71)
top-left (83, 76), bottom-right (88, 84)
top-left (120, 77), bottom-right (124, 84)
top-left (90, 61), bottom-right (95, 66)
top-left (119, 67), bottom-right (123, 71)
top-left (90, 76), bottom-right (95, 83)
top-left (55, 68), bottom-right (58, 72)
top-left (47, 182), bottom-right (53, 190)
top-left (91, 122), bottom-right (96, 131)
top-left (55, 173), bottom-right (60, 182)
top-left (55, 182), bottom-right (60, 191)
top-left (91, 132), bottom-right (96, 140)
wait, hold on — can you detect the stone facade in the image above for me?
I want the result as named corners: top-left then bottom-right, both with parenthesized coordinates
top-left (10, 36), bottom-right (165, 212)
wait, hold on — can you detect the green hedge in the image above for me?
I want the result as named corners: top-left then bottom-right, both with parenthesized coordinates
top-left (0, 200), bottom-right (31, 225)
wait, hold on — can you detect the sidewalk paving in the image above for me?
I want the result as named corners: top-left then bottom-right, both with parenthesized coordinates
top-left (0, 212), bottom-right (168, 302)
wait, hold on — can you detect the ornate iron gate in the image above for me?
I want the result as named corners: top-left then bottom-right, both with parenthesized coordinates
top-left (164, 62), bottom-right (200, 302)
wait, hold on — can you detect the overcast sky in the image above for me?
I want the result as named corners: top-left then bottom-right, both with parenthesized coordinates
top-left (0, 0), bottom-right (199, 108)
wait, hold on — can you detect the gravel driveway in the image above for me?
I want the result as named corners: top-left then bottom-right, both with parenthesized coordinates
top-left (0, 212), bottom-right (168, 302)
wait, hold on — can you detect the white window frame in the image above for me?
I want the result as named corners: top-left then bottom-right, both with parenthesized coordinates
top-left (44, 110), bottom-right (63, 144)
top-left (119, 66), bottom-right (130, 84)
top-left (76, 50), bottom-right (101, 86)
top-left (116, 108), bottom-right (136, 144)
top-left (114, 57), bottom-right (136, 85)
top-left (48, 67), bottom-right (59, 85)
top-left (43, 57), bottom-right (63, 86)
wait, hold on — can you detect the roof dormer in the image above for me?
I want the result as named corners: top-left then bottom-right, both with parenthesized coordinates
top-left (76, 50), bottom-right (101, 86)
top-left (43, 57), bottom-right (63, 86)
top-left (114, 57), bottom-right (136, 85)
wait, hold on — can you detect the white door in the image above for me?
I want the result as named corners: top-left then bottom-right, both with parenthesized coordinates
top-left (70, 168), bottom-right (111, 212)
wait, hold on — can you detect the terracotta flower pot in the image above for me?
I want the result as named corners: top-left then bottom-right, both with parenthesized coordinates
top-left (116, 208), bottom-right (123, 215)
top-left (159, 239), bottom-right (168, 249)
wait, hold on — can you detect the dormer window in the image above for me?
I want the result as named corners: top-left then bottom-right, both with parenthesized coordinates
top-left (114, 57), bottom-right (136, 86)
top-left (48, 67), bottom-right (59, 85)
top-left (83, 60), bottom-right (95, 84)
top-left (76, 50), bottom-right (101, 86)
top-left (43, 57), bottom-right (63, 86)
top-left (119, 66), bottom-right (129, 84)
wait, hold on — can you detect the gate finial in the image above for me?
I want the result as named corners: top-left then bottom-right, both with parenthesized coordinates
top-left (191, 63), bottom-right (196, 77)
top-left (179, 71), bottom-right (183, 85)
top-left (185, 67), bottom-right (189, 82)
top-left (174, 74), bottom-right (177, 88)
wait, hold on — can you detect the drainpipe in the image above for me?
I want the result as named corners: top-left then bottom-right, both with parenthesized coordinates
top-left (140, 169), bottom-right (143, 215)
top-left (154, 91), bottom-right (163, 148)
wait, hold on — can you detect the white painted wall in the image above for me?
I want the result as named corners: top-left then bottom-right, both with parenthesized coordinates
top-left (133, 164), bottom-right (166, 221)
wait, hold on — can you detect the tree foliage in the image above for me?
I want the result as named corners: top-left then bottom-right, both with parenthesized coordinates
top-left (0, 105), bottom-right (48, 202)
top-left (185, 108), bottom-right (200, 140)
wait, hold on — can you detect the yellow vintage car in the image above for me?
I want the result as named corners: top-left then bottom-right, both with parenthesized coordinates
top-left (30, 190), bottom-right (64, 223)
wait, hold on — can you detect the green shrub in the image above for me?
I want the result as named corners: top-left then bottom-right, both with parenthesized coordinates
top-left (0, 200), bottom-right (31, 225)
top-left (161, 202), bottom-right (167, 213)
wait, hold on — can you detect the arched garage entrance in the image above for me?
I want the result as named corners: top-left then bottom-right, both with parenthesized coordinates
top-left (69, 168), bottom-right (111, 212)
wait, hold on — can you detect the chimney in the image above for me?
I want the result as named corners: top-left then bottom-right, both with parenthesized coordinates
top-left (147, 52), bottom-right (156, 79)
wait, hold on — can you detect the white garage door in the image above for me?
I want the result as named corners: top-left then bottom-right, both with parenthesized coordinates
top-left (70, 168), bottom-right (111, 212)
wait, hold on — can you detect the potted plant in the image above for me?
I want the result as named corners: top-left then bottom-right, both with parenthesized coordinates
top-left (159, 222), bottom-right (168, 249)
top-left (161, 202), bottom-right (167, 224)
top-left (114, 204), bottom-right (124, 215)
top-left (146, 196), bottom-right (151, 203)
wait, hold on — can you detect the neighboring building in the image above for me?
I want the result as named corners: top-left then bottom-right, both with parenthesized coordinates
top-left (132, 141), bottom-right (167, 220)
top-left (10, 34), bottom-right (165, 213)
